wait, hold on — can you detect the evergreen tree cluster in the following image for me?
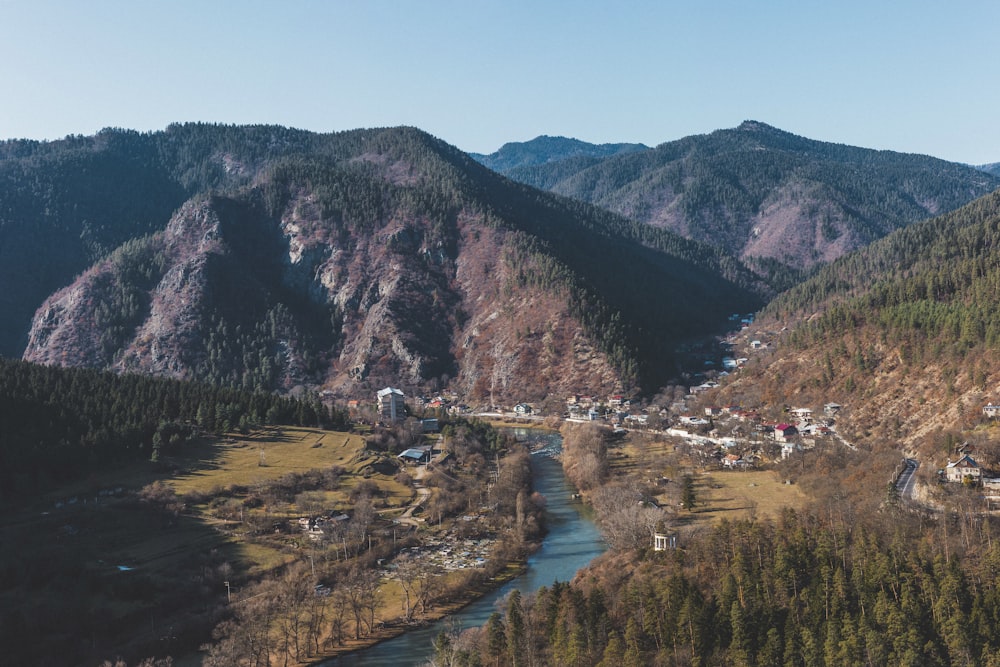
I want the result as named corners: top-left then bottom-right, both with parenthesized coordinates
top-left (771, 190), bottom-right (1000, 367)
top-left (0, 359), bottom-right (347, 504)
top-left (439, 510), bottom-right (1000, 666)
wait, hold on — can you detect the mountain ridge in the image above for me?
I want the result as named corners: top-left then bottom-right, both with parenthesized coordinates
top-left (491, 121), bottom-right (1000, 280)
top-left (980, 162), bottom-right (1000, 177)
top-left (13, 124), bottom-right (764, 402)
top-left (469, 135), bottom-right (649, 173)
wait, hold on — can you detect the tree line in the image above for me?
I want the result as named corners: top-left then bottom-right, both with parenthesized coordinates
top-left (0, 359), bottom-right (347, 504)
top-left (434, 506), bottom-right (1000, 666)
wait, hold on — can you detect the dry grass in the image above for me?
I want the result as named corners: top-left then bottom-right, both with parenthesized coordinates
top-left (690, 469), bottom-right (809, 524)
top-left (169, 427), bottom-right (367, 495)
top-left (609, 432), bottom-right (687, 478)
top-left (161, 427), bottom-right (419, 572)
top-left (612, 431), bottom-right (809, 526)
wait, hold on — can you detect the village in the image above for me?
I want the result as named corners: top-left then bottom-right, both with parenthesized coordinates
top-left (346, 311), bottom-right (1000, 524)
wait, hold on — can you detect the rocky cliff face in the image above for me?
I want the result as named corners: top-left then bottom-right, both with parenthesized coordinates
top-left (23, 178), bottom-right (620, 404)
top-left (18, 125), bottom-right (762, 401)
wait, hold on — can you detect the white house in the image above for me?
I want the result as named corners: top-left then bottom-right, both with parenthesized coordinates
top-left (790, 408), bottom-right (813, 423)
top-left (781, 442), bottom-right (802, 459)
top-left (946, 454), bottom-right (982, 484)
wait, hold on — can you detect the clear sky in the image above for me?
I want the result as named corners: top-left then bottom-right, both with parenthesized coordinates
top-left (1, 0), bottom-right (998, 164)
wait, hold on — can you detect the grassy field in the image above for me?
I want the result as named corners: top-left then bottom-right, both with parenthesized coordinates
top-left (169, 427), bottom-right (367, 494)
top-left (688, 469), bottom-right (809, 523)
top-left (611, 431), bottom-right (810, 526)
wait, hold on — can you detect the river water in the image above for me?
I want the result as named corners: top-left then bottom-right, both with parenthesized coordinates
top-left (324, 428), bottom-right (606, 666)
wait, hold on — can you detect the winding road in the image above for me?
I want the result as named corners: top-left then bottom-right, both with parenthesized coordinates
top-left (895, 458), bottom-right (919, 500)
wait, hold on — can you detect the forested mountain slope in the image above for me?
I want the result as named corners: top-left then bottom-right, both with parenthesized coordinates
top-left (469, 135), bottom-right (648, 173)
top-left (500, 121), bottom-right (1000, 282)
top-left (719, 189), bottom-right (1000, 453)
top-left (12, 125), bottom-right (765, 401)
top-left (0, 125), bottom-right (328, 358)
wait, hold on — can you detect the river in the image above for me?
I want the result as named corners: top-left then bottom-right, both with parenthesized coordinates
top-left (324, 428), bottom-right (606, 666)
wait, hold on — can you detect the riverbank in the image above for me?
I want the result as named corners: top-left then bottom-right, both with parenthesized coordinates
top-left (315, 432), bottom-right (606, 667)
top-left (300, 557), bottom-right (531, 666)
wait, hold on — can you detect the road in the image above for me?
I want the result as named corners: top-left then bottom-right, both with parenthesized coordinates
top-left (895, 458), bottom-right (919, 500)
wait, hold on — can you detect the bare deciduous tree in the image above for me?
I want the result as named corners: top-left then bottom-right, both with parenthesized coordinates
top-left (591, 481), bottom-right (670, 551)
top-left (561, 424), bottom-right (609, 491)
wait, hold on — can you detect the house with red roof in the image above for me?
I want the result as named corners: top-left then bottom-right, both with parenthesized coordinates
top-left (774, 423), bottom-right (798, 443)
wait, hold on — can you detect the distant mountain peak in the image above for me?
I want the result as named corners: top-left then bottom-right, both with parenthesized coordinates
top-left (494, 122), bottom-right (1000, 278)
top-left (470, 136), bottom-right (649, 173)
top-left (737, 120), bottom-right (779, 132)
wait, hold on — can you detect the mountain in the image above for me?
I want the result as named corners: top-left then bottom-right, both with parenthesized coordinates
top-left (715, 188), bottom-right (1000, 456)
top-left (469, 135), bottom-right (648, 173)
top-left (0, 125), bottom-right (327, 359)
top-left (496, 121), bottom-right (1000, 282)
top-left (980, 162), bottom-right (1000, 177)
top-left (10, 124), bottom-right (765, 401)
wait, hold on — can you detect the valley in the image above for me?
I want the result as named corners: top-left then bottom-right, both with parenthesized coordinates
top-left (4, 120), bottom-right (1000, 666)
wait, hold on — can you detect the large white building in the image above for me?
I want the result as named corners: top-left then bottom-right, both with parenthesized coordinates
top-left (377, 387), bottom-right (405, 422)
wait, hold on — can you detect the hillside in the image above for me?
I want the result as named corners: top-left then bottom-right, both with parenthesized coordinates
top-left (981, 162), bottom-right (1000, 178)
top-left (499, 121), bottom-right (1000, 282)
top-left (0, 125), bottom-right (328, 359)
top-left (469, 135), bottom-right (648, 173)
top-left (715, 189), bottom-right (1000, 459)
top-left (13, 125), bottom-right (765, 401)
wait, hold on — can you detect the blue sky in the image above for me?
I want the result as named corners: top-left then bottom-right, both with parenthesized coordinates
top-left (1, 1), bottom-right (998, 164)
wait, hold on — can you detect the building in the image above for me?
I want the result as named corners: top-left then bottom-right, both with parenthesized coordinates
top-left (653, 532), bottom-right (677, 551)
top-left (398, 446), bottom-right (432, 465)
top-left (781, 442), bottom-right (802, 459)
top-left (790, 408), bottom-right (813, 423)
top-left (946, 454), bottom-right (982, 484)
top-left (984, 404), bottom-right (1000, 419)
top-left (774, 423), bottom-right (798, 443)
top-left (377, 387), bottom-right (405, 422)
